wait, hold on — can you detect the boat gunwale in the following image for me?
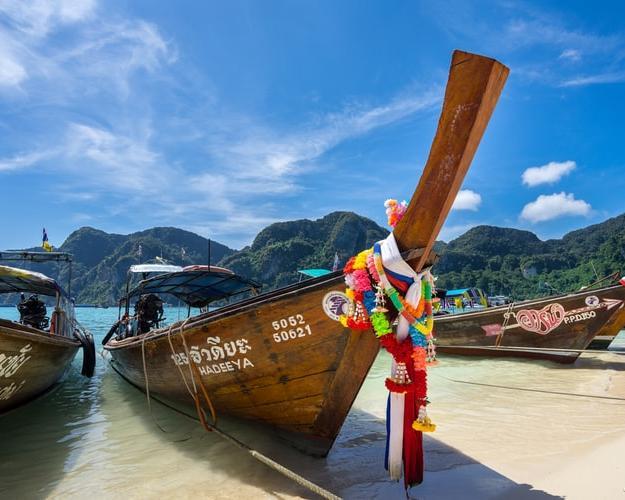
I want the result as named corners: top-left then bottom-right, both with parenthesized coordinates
top-left (0, 319), bottom-right (81, 348)
top-left (105, 270), bottom-right (345, 350)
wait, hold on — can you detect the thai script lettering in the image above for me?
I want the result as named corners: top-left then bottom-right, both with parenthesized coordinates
top-left (0, 381), bottom-right (25, 401)
top-left (515, 304), bottom-right (565, 335)
top-left (0, 344), bottom-right (32, 378)
top-left (170, 336), bottom-right (253, 374)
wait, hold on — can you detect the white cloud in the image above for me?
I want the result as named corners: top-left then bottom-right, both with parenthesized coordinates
top-left (204, 88), bottom-right (441, 183)
top-left (451, 189), bottom-right (482, 211)
top-left (0, 45), bottom-right (27, 87)
top-left (0, 0), bottom-right (97, 38)
top-left (0, 83), bottom-right (440, 247)
top-left (560, 71), bottom-right (625, 87)
top-left (439, 223), bottom-right (478, 242)
top-left (0, 0), bottom-right (443, 247)
top-left (0, 2), bottom-right (173, 94)
top-left (0, 150), bottom-right (55, 171)
top-left (522, 160), bottom-right (576, 186)
top-left (520, 192), bottom-right (591, 223)
top-left (503, 19), bottom-right (619, 54)
top-left (559, 49), bottom-right (581, 62)
top-left (64, 123), bottom-right (169, 192)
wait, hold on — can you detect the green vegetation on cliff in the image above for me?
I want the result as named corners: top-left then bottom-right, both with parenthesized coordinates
top-left (220, 212), bottom-right (388, 289)
top-left (3, 212), bottom-right (623, 305)
top-left (435, 214), bottom-right (625, 299)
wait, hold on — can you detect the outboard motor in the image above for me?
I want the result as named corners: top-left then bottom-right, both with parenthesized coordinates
top-left (17, 294), bottom-right (49, 330)
top-left (134, 294), bottom-right (164, 334)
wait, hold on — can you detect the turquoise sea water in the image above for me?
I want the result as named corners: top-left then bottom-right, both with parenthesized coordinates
top-left (0, 307), bottom-right (624, 499)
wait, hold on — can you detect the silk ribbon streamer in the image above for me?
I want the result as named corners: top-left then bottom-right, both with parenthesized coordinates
top-left (387, 359), bottom-right (404, 480)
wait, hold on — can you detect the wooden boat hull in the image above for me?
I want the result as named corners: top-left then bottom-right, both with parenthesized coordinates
top-left (106, 273), bottom-right (380, 456)
top-left (435, 285), bottom-right (625, 363)
top-left (104, 50), bottom-right (509, 458)
top-left (0, 320), bottom-right (80, 413)
top-left (434, 284), bottom-right (625, 363)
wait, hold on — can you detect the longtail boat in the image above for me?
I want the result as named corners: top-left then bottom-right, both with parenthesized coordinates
top-left (0, 251), bottom-right (95, 414)
top-left (434, 278), bottom-right (625, 363)
top-left (103, 50), bottom-right (509, 456)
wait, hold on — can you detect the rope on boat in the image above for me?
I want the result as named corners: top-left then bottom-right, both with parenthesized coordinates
top-left (139, 321), bottom-right (342, 500)
top-left (494, 301), bottom-right (514, 347)
top-left (440, 345), bottom-right (625, 355)
top-left (164, 319), bottom-right (218, 428)
top-left (434, 373), bottom-right (625, 402)
top-left (141, 328), bottom-right (192, 441)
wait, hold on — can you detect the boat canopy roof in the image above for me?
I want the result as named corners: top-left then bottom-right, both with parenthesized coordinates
top-left (0, 250), bottom-right (72, 263)
top-left (0, 265), bottom-right (62, 296)
top-left (128, 268), bottom-right (261, 307)
top-left (129, 264), bottom-right (183, 274)
top-left (298, 269), bottom-right (332, 278)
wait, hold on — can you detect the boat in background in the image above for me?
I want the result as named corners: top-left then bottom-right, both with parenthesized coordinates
top-left (434, 277), bottom-right (625, 363)
top-left (0, 251), bottom-right (95, 413)
top-left (103, 50), bottom-right (509, 456)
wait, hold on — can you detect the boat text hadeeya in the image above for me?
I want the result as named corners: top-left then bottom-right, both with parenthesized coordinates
top-left (433, 275), bottom-right (625, 363)
top-left (0, 251), bottom-right (95, 413)
top-left (103, 50), bottom-right (509, 487)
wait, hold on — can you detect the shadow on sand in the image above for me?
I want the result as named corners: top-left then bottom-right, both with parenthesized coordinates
top-left (113, 369), bottom-right (563, 499)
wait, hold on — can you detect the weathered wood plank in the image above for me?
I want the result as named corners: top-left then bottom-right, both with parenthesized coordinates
top-left (393, 50), bottom-right (509, 270)
top-left (0, 323), bottom-right (80, 413)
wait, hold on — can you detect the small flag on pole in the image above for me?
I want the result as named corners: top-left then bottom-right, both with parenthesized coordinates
top-left (332, 252), bottom-right (339, 272)
top-left (137, 244), bottom-right (143, 258)
top-left (181, 247), bottom-right (186, 260)
top-left (42, 228), bottom-right (53, 252)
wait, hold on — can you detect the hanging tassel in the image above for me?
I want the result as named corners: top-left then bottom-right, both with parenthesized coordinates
top-left (402, 354), bottom-right (424, 487)
top-left (387, 360), bottom-right (405, 480)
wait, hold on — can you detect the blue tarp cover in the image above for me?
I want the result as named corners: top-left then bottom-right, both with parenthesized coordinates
top-left (298, 269), bottom-right (332, 278)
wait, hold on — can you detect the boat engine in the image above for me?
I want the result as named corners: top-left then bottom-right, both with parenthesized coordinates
top-left (134, 293), bottom-right (164, 333)
top-left (17, 293), bottom-right (49, 330)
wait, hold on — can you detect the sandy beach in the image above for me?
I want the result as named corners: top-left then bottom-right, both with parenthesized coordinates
top-left (2, 308), bottom-right (624, 499)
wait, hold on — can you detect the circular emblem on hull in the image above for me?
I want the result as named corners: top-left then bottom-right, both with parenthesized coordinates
top-left (585, 295), bottom-right (599, 307)
top-left (322, 291), bottom-right (350, 321)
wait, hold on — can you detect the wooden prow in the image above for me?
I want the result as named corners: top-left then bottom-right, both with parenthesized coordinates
top-left (393, 50), bottom-right (509, 271)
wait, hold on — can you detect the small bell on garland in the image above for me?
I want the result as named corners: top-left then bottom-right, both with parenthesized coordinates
top-left (354, 301), bottom-right (368, 323)
top-left (426, 338), bottom-right (438, 366)
top-left (372, 285), bottom-right (388, 313)
top-left (412, 402), bottom-right (436, 433)
top-left (393, 361), bottom-right (411, 385)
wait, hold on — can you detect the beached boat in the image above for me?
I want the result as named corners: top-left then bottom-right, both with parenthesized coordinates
top-left (434, 280), bottom-right (625, 363)
top-left (0, 252), bottom-right (95, 414)
top-left (103, 50), bottom-right (509, 455)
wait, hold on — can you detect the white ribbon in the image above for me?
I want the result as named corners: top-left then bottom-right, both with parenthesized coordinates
top-left (380, 233), bottom-right (425, 341)
top-left (388, 359), bottom-right (404, 481)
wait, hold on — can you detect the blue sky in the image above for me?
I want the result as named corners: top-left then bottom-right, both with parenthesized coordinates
top-left (1, 0), bottom-right (624, 251)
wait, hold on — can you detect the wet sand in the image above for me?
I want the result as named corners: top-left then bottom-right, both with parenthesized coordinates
top-left (1, 307), bottom-right (624, 499)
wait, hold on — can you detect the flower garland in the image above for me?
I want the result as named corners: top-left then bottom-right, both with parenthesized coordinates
top-left (339, 200), bottom-right (437, 487)
top-left (384, 199), bottom-right (408, 228)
